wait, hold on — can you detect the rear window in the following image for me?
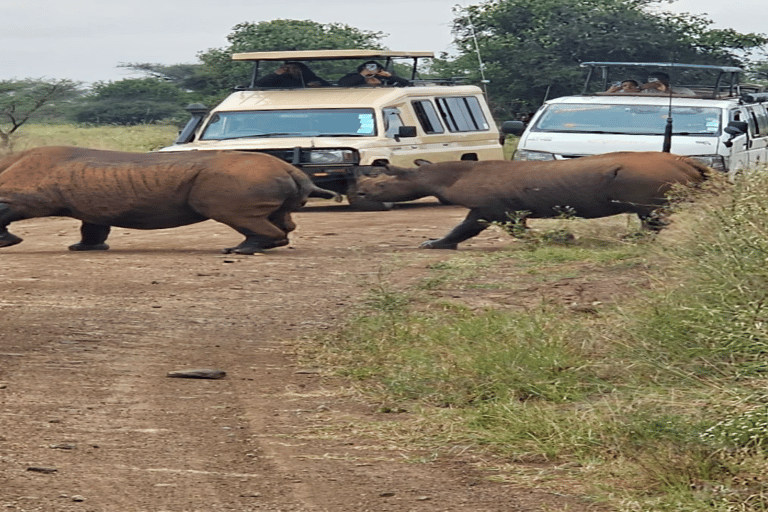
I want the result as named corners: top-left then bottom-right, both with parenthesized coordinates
top-left (532, 103), bottom-right (723, 136)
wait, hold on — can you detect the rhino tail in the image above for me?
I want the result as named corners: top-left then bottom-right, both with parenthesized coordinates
top-left (284, 166), bottom-right (343, 202)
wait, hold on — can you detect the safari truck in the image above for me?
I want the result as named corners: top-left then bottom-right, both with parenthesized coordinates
top-left (159, 50), bottom-right (504, 209)
top-left (504, 62), bottom-right (768, 177)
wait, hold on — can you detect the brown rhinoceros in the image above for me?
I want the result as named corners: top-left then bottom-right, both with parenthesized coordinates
top-left (354, 151), bottom-right (710, 249)
top-left (0, 146), bottom-right (340, 254)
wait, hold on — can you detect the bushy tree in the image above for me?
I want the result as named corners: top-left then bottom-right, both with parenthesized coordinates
top-left (74, 77), bottom-right (190, 125)
top-left (444, 0), bottom-right (768, 117)
top-left (1, 78), bottom-right (82, 148)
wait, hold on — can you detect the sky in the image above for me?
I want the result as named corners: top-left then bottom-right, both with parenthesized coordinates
top-left (1, 0), bottom-right (766, 86)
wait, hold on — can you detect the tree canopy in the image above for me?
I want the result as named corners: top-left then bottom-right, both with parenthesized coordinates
top-left (73, 78), bottom-right (190, 125)
top-left (445, 0), bottom-right (768, 116)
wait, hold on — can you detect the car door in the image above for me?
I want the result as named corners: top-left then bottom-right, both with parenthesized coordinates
top-left (727, 108), bottom-right (751, 174)
top-left (745, 104), bottom-right (768, 168)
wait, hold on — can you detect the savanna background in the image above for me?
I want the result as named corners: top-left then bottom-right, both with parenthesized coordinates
top-left (4, 1), bottom-right (768, 509)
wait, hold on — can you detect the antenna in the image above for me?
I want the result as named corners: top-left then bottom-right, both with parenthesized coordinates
top-left (662, 62), bottom-right (675, 153)
top-left (463, 7), bottom-right (490, 97)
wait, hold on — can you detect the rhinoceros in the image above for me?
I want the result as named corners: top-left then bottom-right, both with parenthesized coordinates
top-left (0, 146), bottom-right (340, 254)
top-left (354, 151), bottom-right (710, 249)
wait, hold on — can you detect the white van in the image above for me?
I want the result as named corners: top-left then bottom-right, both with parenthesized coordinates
top-left (506, 62), bottom-right (768, 177)
top-left (159, 50), bottom-right (504, 209)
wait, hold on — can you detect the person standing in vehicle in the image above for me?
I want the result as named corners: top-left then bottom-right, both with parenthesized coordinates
top-left (606, 79), bottom-right (642, 93)
top-left (641, 72), bottom-right (695, 96)
top-left (254, 62), bottom-right (330, 88)
top-left (338, 61), bottom-right (410, 87)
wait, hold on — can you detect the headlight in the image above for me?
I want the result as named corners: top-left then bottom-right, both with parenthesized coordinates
top-left (687, 155), bottom-right (727, 173)
top-left (513, 149), bottom-right (556, 161)
top-left (308, 150), bottom-right (357, 164)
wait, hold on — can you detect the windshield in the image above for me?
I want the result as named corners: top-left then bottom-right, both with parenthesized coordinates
top-left (532, 104), bottom-right (722, 136)
top-left (200, 109), bottom-right (377, 140)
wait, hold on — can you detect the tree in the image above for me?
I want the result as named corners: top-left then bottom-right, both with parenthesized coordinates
top-left (0, 78), bottom-right (82, 149)
top-left (197, 20), bottom-right (386, 93)
top-left (74, 77), bottom-right (191, 125)
top-left (446, 0), bottom-right (768, 117)
top-left (118, 62), bottom-right (222, 102)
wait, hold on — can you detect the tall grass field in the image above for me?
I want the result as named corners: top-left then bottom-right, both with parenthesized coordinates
top-left (3, 123), bottom-right (179, 154)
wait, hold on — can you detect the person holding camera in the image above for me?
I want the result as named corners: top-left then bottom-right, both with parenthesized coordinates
top-left (606, 79), bottom-right (642, 93)
top-left (254, 62), bottom-right (330, 88)
top-left (640, 72), bottom-right (695, 96)
top-left (338, 61), bottom-right (410, 87)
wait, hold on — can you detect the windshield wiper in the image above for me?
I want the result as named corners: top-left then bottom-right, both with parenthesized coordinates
top-left (216, 133), bottom-right (303, 140)
top-left (315, 133), bottom-right (368, 137)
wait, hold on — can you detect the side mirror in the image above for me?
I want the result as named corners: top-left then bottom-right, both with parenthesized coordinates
top-left (396, 126), bottom-right (417, 138)
top-left (174, 104), bottom-right (210, 145)
top-left (724, 120), bottom-right (748, 137)
top-left (500, 120), bottom-right (526, 136)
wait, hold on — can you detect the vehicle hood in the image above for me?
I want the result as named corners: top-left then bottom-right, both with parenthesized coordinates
top-left (520, 132), bottom-right (721, 158)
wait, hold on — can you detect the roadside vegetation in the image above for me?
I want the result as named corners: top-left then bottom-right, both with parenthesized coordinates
top-left (309, 167), bottom-right (768, 511)
top-left (5, 123), bottom-right (177, 153)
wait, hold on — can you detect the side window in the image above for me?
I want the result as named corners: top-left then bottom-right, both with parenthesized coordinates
top-left (411, 100), bottom-right (444, 134)
top-left (435, 96), bottom-right (491, 132)
top-left (749, 105), bottom-right (768, 137)
top-left (382, 108), bottom-right (404, 138)
top-left (745, 107), bottom-right (761, 137)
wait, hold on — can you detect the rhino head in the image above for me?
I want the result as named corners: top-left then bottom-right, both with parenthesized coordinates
top-left (354, 160), bottom-right (434, 203)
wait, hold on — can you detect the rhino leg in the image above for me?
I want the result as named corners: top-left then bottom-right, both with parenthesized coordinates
top-left (0, 202), bottom-right (23, 247)
top-left (638, 211), bottom-right (670, 232)
top-left (213, 203), bottom-right (298, 254)
top-left (223, 233), bottom-right (290, 255)
top-left (68, 223), bottom-right (111, 251)
top-left (420, 210), bottom-right (489, 249)
top-left (0, 230), bottom-right (22, 247)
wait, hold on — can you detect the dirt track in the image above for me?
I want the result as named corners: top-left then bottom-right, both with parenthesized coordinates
top-left (1, 201), bottom-right (618, 511)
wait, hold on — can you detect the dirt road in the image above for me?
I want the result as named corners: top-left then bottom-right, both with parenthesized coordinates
top-left (1, 201), bottom-right (614, 511)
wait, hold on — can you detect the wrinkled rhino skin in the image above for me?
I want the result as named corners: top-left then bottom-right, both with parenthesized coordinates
top-left (354, 151), bottom-right (710, 249)
top-left (0, 146), bottom-right (340, 253)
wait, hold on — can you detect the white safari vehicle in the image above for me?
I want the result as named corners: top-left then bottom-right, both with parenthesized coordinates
top-left (159, 50), bottom-right (504, 209)
top-left (504, 62), bottom-right (768, 177)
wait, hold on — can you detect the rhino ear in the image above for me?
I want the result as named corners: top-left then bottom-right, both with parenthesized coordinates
top-left (354, 165), bottom-right (382, 178)
top-left (414, 159), bottom-right (432, 166)
top-left (382, 163), bottom-right (411, 177)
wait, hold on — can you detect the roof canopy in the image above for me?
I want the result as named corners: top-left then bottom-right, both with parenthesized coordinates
top-left (580, 61), bottom-right (743, 73)
top-left (232, 50), bottom-right (434, 62)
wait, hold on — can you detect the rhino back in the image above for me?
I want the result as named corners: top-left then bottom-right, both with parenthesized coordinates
top-left (436, 153), bottom-right (701, 218)
top-left (0, 147), bottom-right (210, 227)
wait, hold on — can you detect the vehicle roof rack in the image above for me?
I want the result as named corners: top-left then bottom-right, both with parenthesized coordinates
top-left (232, 50), bottom-right (434, 61)
top-left (580, 62), bottom-right (743, 73)
top-left (741, 92), bottom-right (768, 104)
top-left (579, 61), bottom-right (744, 98)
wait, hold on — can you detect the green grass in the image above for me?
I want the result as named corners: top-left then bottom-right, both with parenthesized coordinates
top-left (6, 122), bottom-right (178, 153)
top-left (310, 169), bottom-right (768, 511)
